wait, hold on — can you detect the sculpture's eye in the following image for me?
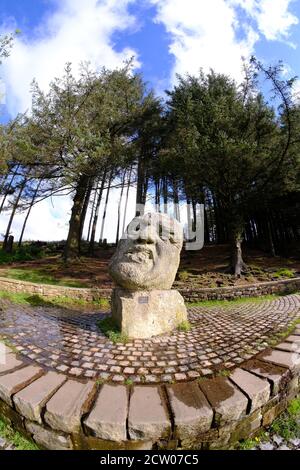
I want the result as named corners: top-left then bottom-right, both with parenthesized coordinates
top-left (135, 224), bottom-right (140, 232)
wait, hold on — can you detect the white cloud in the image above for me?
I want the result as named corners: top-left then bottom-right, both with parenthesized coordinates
top-left (1, 0), bottom-right (139, 116)
top-left (0, 195), bottom-right (71, 242)
top-left (232, 0), bottom-right (298, 42)
top-left (150, 0), bottom-right (298, 84)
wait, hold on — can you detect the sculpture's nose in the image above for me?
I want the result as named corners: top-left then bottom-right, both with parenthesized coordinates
top-left (137, 224), bottom-right (157, 244)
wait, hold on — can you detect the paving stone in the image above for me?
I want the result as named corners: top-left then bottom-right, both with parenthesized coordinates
top-left (242, 359), bottom-right (289, 395)
top-left (259, 349), bottom-right (300, 373)
top-left (84, 385), bottom-right (128, 442)
top-left (0, 294), bottom-right (300, 384)
top-left (13, 371), bottom-right (67, 423)
top-left (0, 366), bottom-right (44, 406)
top-left (26, 421), bottom-right (72, 450)
top-left (275, 342), bottom-right (300, 353)
top-left (0, 437), bottom-right (7, 449)
top-left (259, 442), bottom-right (274, 450)
top-left (289, 438), bottom-right (300, 446)
top-left (230, 368), bottom-right (270, 412)
top-left (273, 435), bottom-right (283, 446)
top-left (199, 376), bottom-right (248, 424)
top-left (44, 380), bottom-right (96, 433)
top-left (128, 386), bottom-right (171, 440)
top-left (167, 382), bottom-right (213, 439)
top-left (285, 335), bottom-right (300, 343)
top-left (0, 351), bottom-right (24, 376)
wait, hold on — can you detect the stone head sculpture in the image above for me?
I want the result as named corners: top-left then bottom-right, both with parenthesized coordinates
top-left (109, 212), bottom-right (183, 290)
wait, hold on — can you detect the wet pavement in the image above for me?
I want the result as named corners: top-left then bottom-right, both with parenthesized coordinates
top-left (0, 294), bottom-right (299, 383)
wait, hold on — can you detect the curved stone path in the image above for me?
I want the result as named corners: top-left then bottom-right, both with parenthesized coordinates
top-left (0, 294), bottom-right (299, 383)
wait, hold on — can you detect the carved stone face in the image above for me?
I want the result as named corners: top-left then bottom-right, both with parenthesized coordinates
top-left (109, 212), bottom-right (183, 290)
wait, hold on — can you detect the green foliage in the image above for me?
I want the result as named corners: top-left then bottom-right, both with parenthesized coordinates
top-left (0, 418), bottom-right (39, 450)
top-left (178, 270), bottom-right (190, 282)
top-left (271, 398), bottom-right (300, 440)
top-left (273, 268), bottom-right (295, 279)
top-left (287, 398), bottom-right (300, 416)
top-left (218, 369), bottom-right (231, 377)
top-left (177, 320), bottom-right (192, 332)
top-left (1, 267), bottom-right (85, 288)
top-left (124, 378), bottom-right (133, 386)
top-left (0, 290), bottom-right (108, 310)
top-left (97, 317), bottom-right (129, 344)
top-left (188, 294), bottom-right (279, 308)
top-left (0, 244), bottom-right (45, 264)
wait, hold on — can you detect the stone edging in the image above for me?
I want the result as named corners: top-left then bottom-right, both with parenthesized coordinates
top-left (0, 327), bottom-right (300, 450)
top-left (0, 276), bottom-right (300, 303)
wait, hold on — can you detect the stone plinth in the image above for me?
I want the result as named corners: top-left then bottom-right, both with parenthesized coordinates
top-left (111, 288), bottom-right (188, 339)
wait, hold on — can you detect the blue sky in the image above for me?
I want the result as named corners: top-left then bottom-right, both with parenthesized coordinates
top-left (1, 0), bottom-right (300, 241)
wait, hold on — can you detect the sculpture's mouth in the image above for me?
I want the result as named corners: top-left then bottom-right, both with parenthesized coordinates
top-left (124, 245), bottom-right (154, 264)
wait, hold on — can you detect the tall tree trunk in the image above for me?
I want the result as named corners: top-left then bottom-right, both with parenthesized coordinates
top-left (87, 187), bottom-right (98, 242)
top-left (99, 171), bottom-right (113, 244)
top-left (186, 196), bottom-right (193, 242)
top-left (64, 175), bottom-right (90, 262)
top-left (3, 178), bottom-right (27, 251)
top-left (155, 178), bottom-right (161, 213)
top-left (18, 180), bottom-right (42, 248)
top-left (116, 171), bottom-right (126, 244)
top-left (0, 164), bottom-right (20, 214)
top-left (163, 178), bottom-right (168, 214)
top-left (173, 179), bottom-right (180, 221)
top-left (122, 166), bottom-right (132, 234)
top-left (267, 217), bottom-right (276, 257)
top-left (228, 220), bottom-right (247, 277)
top-left (78, 178), bottom-right (93, 251)
top-left (135, 159), bottom-right (148, 216)
top-left (89, 171), bottom-right (107, 254)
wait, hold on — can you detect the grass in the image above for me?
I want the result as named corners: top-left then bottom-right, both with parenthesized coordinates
top-left (188, 294), bottom-right (281, 308)
top-left (0, 290), bottom-right (110, 310)
top-left (0, 418), bottom-right (39, 450)
top-left (177, 320), bottom-right (192, 332)
top-left (273, 268), bottom-right (296, 279)
top-left (97, 316), bottom-right (129, 344)
top-left (266, 318), bottom-right (300, 346)
top-left (0, 335), bottom-right (18, 353)
top-left (270, 398), bottom-right (300, 440)
top-left (239, 397), bottom-right (300, 449)
top-left (218, 369), bottom-right (231, 377)
top-left (0, 267), bottom-right (86, 288)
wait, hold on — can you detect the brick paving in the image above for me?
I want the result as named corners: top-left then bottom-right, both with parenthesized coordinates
top-left (0, 294), bottom-right (299, 384)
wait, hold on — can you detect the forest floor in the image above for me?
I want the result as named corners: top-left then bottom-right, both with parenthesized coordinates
top-left (0, 243), bottom-right (299, 289)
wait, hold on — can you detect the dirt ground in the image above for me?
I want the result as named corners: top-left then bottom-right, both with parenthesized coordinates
top-left (0, 244), bottom-right (299, 289)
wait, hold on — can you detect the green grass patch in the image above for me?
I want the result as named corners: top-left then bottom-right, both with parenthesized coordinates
top-left (218, 369), bottom-right (231, 377)
top-left (177, 320), bottom-right (192, 332)
top-left (273, 268), bottom-right (296, 279)
top-left (0, 267), bottom-right (86, 288)
top-left (188, 294), bottom-right (280, 308)
top-left (97, 316), bottom-right (129, 344)
top-left (0, 418), bottom-right (39, 450)
top-left (0, 290), bottom-right (110, 310)
top-left (270, 398), bottom-right (300, 440)
top-left (178, 270), bottom-right (190, 282)
top-left (266, 318), bottom-right (300, 347)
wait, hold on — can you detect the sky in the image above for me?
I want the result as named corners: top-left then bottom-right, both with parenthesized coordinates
top-left (0, 0), bottom-right (300, 242)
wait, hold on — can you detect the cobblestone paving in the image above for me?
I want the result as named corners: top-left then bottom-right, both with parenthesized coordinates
top-left (0, 294), bottom-right (299, 383)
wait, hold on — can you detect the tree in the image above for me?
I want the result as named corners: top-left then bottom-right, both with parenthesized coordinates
top-left (164, 68), bottom-right (293, 275)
